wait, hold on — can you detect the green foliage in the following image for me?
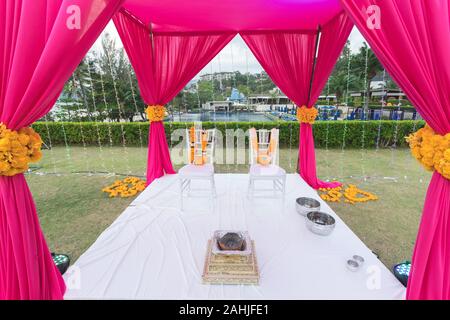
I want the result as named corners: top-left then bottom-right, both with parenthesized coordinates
top-left (311, 120), bottom-right (424, 148)
top-left (325, 41), bottom-right (390, 105)
top-left (32, 120), bottom-right (425, 149)
top-left (367, 104), bottom-right (415, 112)
top-left (60, 37), bottom-right (404, 118)
top-left (53, 33), bottom-right (146, 122)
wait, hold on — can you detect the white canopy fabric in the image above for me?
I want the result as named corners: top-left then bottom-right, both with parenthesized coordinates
top-left (64, 174), bottom-right (405, 299)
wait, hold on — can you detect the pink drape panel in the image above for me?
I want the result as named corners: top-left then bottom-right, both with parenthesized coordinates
top-left (242, 32), bottom-right (317, 106)
top-left (341, 0), bottom-right (450, 300)
top-left (241, 13), bottom-right (352, 189)
top-left (113, 11), bottom-right (236, 184)
top-left (147, 121), bottom-right (174, 184)
top-left (310, 13), bottom-right (355, 105)
top-left (0, 0), bottom-right (123, 300)
top-left (301, 13), bottom-right (353, 189)
top-left (122, 0), bottom-right (344, 32)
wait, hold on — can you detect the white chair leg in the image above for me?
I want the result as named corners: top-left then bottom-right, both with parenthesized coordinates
top-left (179, 178), bottom-right (184, 210)
top-left (248, 178), bottom-right (254, 200)
top-left (210, 176), bottom-right (217, 198)
top-left (281, 175), bottom-right (287, 207)
top-left (210, 176), bottom-right (216, 211)
top-left (187, 179), bottom-right (192, 196)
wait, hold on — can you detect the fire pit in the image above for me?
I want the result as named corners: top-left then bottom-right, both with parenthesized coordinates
top-left (211, 230), bottom-right (252, 256)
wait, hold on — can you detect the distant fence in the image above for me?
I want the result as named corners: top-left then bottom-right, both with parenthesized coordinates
top-left (32, 120), bottom-right (425, 149)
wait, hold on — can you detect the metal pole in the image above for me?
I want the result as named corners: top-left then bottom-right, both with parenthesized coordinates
top-left (307, 25), bottom-right (322, 106)
top-left (298, 25), bottom-right (322, 174)
top-left (149, 23), bottom-right (155, 74)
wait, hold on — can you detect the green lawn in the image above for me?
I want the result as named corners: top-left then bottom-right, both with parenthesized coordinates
top-left (26, 146), bottom-right (431, 269)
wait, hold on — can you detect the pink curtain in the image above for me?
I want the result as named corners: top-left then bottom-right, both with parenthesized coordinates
top-left (242, 13), bottom-right (352, 189)
top-left (0, 0), bottom-right (123, 300)
top-left (341, 0), bottom-right (450, 299)
top-left (113, 10), bottom-right (236, 184)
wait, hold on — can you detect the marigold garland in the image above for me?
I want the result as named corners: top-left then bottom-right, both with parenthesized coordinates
top-left (102, 176), bottom-right (146, 198)
top-left (146, 105), bottom-right (166, 122)
top-left (343, 184), bottom-right (378, 204)
top-left (319, 186), bottom-right (343, 202)
top-left (189, 126), bottom-right (208, 165)
top-left (319, 184), bottom-right (378, 205)
top-left (0, 123), bottom-right (43, 176)
top-left (406, 125), bottom-right (450, 180)
top-left (296, 105), bottom-right (319, 124)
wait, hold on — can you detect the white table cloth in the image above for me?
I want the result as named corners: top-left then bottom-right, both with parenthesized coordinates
top-left (64, 174), bottom-right (405, 300)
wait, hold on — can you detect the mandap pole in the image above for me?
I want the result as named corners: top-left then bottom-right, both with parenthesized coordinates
top-left (298, 25), bottom-right (322, 174)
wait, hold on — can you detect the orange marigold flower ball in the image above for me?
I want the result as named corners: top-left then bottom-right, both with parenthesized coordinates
top-left (407, 125), bottom-right (450, 180)
top-left (0, 123), bottom-right (42, 176)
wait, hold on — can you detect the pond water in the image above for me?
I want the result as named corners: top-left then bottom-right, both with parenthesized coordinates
top-left (169, 112), bottom-right (273, 122)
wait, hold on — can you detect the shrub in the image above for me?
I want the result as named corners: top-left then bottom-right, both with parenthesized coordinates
top-left (32, 120), bottom-right (425, 149)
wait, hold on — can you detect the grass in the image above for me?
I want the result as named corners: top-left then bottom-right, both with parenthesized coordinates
top-left (26, 146), bottom-right (431, 269)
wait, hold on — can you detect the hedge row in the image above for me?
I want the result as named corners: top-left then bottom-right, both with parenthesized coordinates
top-left (32, 120), bottom-right (425, 149)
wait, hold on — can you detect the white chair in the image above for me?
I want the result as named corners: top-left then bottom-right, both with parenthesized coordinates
top-left (179, 126), bottom-right (216, 209)
top-left (247, 128), bottom-right (286, 199)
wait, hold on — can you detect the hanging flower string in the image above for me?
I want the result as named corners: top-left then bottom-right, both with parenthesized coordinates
top-left (296, 105), bottom-right (319, 124)
top-left (319, 184), bottom-right (378, 204)
top-left (102, 177), bottom-right (146, 198)
top-left (0, 123), bottom-right (43, 176)
top-left (146, 105), bottom-right (166, 122)
top-left (406, 124), bottom-right (450, 180)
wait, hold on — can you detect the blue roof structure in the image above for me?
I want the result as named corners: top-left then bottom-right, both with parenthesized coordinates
top-left (228, 88), bottom-right (246, 102)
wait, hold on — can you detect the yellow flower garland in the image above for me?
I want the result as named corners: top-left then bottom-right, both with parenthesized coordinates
top-left (189, 126), bottom-right (208, 165)
top-left (296, 105), bottom-right (319, 124)
top-left (343, 184), bottom-right (378, 204)
top-left (319, 186), bottom-right (343, 202)
top-left (146, 105), bottom-right (166, 122)
top-left (319, 184), bottom-right (378, 204)
top-left (0, 123), bottom-right (42, 176)
top-left (102, 176), bottom-right (146, 198)
top-left (406, 125), bottom-right (450, 180)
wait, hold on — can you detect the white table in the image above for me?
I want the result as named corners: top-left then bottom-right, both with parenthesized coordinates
top-left (64, 174), bottom-right (405, 299)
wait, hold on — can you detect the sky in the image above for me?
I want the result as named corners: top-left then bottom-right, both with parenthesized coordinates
top-left (91, 22), bottom-right (366, 78)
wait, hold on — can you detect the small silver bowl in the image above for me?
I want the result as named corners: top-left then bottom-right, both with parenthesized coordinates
top-left (347, 259), bottom-right (360, 272)
top-left (305, 211), bottom-right (336, 236)
top-left (353, 255), bottom-right (365, 266)
top-left (296, 197), bottom-right (321, 216)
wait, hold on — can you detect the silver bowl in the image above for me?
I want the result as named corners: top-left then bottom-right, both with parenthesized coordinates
top-left (353, 255), bottom-right (365, 266)
top-left (346, 259), bottom-right (360, 272)
top-left (306, 211), bottom-right (336, 236)
top-left (296, 197), bottom-right (321, 216)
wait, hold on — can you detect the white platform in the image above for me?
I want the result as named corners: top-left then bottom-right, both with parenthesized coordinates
top-left (64, 174), bottom-right (405, 300)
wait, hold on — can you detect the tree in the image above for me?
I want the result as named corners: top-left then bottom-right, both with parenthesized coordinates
top-left (54, 37), bottom-right (390, 119)
top-left (97, 33), bottom-right (146, 122)
top-left (329, 71), bottom-right (362, 103)
top-left (353, 43), bottom-right (383, 110)
top-left (327, 41), bottom-right (362, 104)
top-left (56, 33), bottom-right (145, 122)
top-left (197, 81), bottom-right (214, 104)
top-left (237, 84), bottom-right (250, 99)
